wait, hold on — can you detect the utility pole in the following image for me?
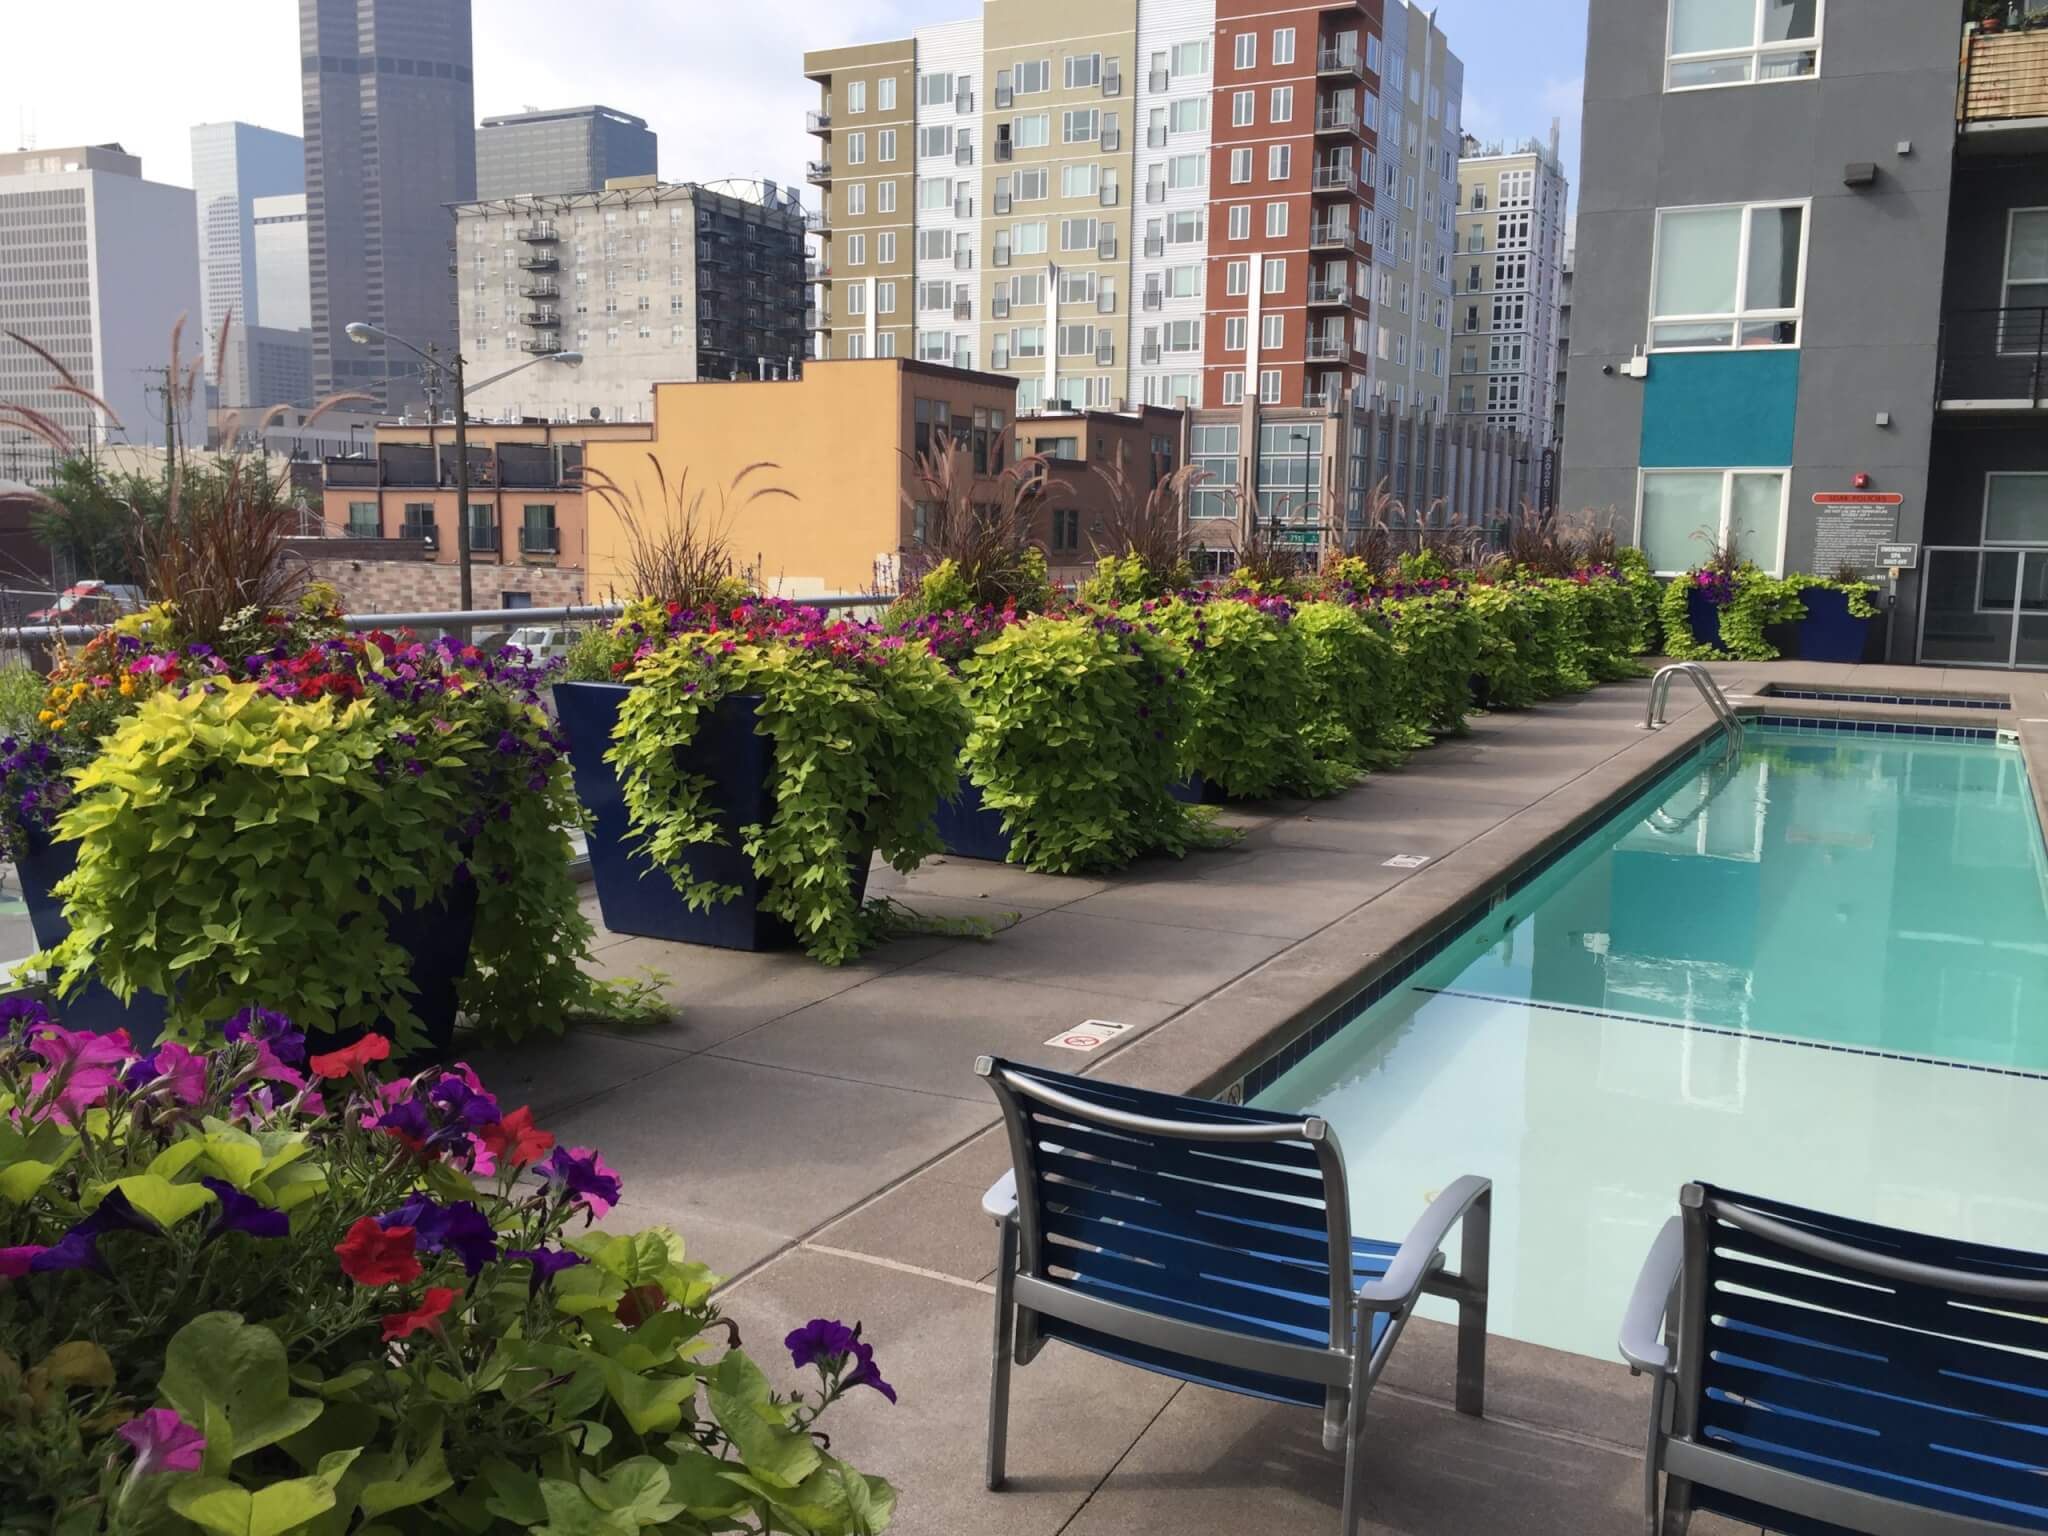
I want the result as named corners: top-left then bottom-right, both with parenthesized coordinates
top-left (449, 347), bottom-right (473, 611)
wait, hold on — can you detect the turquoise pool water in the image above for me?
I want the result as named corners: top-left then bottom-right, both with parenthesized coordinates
top-left (1254, 725), bottom-right (2048, 1359)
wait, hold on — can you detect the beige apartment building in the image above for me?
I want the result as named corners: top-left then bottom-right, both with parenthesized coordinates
top-left (804, 41), bottom-right (918, 362)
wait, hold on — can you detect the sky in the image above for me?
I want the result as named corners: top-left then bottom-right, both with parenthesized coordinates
top-left (9, 0), bottom-right (1586, 214)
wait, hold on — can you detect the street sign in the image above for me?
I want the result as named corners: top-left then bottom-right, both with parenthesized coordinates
top-left (1044, 1019), bottom-right (1131, 1053)
top-left (1876, 542), bottom-right (1918, 570)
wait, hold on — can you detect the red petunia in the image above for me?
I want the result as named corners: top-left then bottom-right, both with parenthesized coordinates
top-left (381, 1285), bottom-right (459, 1341)
top-left (309, 1033), bottom-right (392, 1080)
top-left (335, 1217), bottom-right (421, 1286)
top-left (478, 1105), bottom-right (554, 1168)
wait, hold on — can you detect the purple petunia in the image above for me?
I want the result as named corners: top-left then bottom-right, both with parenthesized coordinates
top-left (536, 1146), bottom-right (622, 1218)
top-left (0, 995), bottom-right (52, 1037)
top-left (786, 1318), bottom-right (896, 1404)
top-left (32, 1188), bottom-right (163, 1274)
top-left (505, 1245), bottom-right (587, 1295)
top-left (224, 1006), bottom-right (306, 1069)
top-left (117, 1408), bottom-right (207, 1477)
top-left (201, 1178), bottom-right (289, 1241)
top-left (376, 1194), bottom-right (498, 1275)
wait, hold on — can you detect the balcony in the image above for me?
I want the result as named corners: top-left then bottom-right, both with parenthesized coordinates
top-left (806, 108), bottom-right (831, 135)
top-left (805, 258), bottom-right (829, 281)
top-left (519, 278), bottom-right (559, 300)
top-left (519, 527), bottom-right (560, 556)
top-left (517, 252), bottom-right (560, 272)
top-left (1314, 104), bottom-right (1363, 139)
top-left (1937, 306), bottom-right (2048, 409)
top-left (400, 517), bottom-right (438, 545)
top-left (323, 457), bottom-right (380, 489)
top-left (1316, 45), bottom-right (1363, 80)
top-left (518, 223), bottom-right (558, 243)
top-left (806, 158), bottom-right (833, 184)
top-left (1306, 280), bottom-right (1353, 307)
top-left (1306, 334), bottom-right (1351, 364)
top-left (805, 209), bottom-right (830, 233)
top-left (1310, 158), bottom-right (1354, 192)
top-left (524, 308), bottom-right (562, 327)
top-left (522, 337), bottom-right (566, 354)
top-left (1309, 220), bottom-right (1360, 253)
top-left (1960, 25), bottom-right (2048, 151)
top-left (467, 523), bottom-right (500, 552)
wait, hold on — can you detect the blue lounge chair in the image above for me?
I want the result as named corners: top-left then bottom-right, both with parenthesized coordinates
top-left (1620, 1183), bottom-right (2048, 1535)
top-left (975, 1056), bottom-right (1492, 1533)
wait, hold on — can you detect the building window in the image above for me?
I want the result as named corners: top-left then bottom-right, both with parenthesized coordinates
top-left (1234, 31), bottom-right (1256, 70)
top-left (1168, 153), bottom-right (1204, 190)
top-left (1651, 201), bottom-right (1806, 349)
top-left (1638, 468), bottom-right (1787, 575)
top-left (1270, 85), bottom-right (1293, 124)
top-left (1268, 144), bottom-right (1290, 181)
top-left (920, 124), bottom-right (953, 158)
top-left (1984, 474), bottom-right (2048, 544)
top-left (848, 132), bottom-right (866, 165)
top-left (346, 501), bottom-right (378, 538)
top-left (847, 80), bottom-right (866, 114)
top-left (848, 233), bottom-right (866, 266)
top-left (1667, 0), bottom-right (1820, 90)
top-left (920, 71), bottom-right (953, 106)
top-left (1052, 507), bottom-right (1081, 552)
top-left (1064, 53), bottom-right (1101, 89)
top-left (1258, 369), bottom-right (1282, 403)
top-left (1261, 314), bottom-right (1283, 349)
top-left (1230, 146), bottom-right (1253, 184)
top-left (1232, 90), bottom-right (1255, 128)
top-left (1263, 257), bottom-right (1287, 293)
top-left (1170, 98), bottom-right (1207, 133)
top-left (1015, 114), bottom-right (1051, 149)
top-left (1062, 108), bottom-right (1099, 144)
top-left (879, 230), bottom-right (896, 263)
top-left (847, 284), bottom-right (866, 315)
top-left (877, 281), bottom-right (897, 314)
top-left (1060, 162), bottom-right (1100, 198)
top-left (879, 129), bottom-right (896, 161)
top-left (1265, 202), bottom-right (1288, 237)
top-left (1271, 27), bottom-right (1295, 66)
top-left (2004, 209), bottom-right (2048, 346)
top-left (521, 504), bottom-right (559, 555)
top-left (1222, 371), bottom-right (1246, 404)
top-left (1228, 204), bottom-right (1251, 240)
top-left (1226, 259), bottom-right (1249, 295)
top-left (1015, 58), bottom-right (1050, 94)
top-left (1013, 221), bottom-right (1048, 254)
top-left (1014, 167), bottom-right (1048, 200)
top-left (878, 76), bottom-right (897, 110)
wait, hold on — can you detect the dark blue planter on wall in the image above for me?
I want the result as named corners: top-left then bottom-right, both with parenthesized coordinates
top-left (1795, 586), bottom-right (1876, 664)
top-left (934, 777), bottom-right (1012, 863)
top-left (555, 681), bottom-right (870, 951)
top-left (12, 833), bottom-right (476, 1059)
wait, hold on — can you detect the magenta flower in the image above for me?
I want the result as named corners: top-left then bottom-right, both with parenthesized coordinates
top-left (26, 1025), bottom-right (134, 1125)
top-left (123, 1041), bottom-right (208, 1105)
top-left (117, 1408), bottom-right (207, 1476)
top-left (536, 1146), bottom-right (621, 1218)
top-left (0, 1245), bottom-right (46, 1277)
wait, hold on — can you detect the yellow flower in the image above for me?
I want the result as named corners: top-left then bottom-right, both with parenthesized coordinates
top-left (118, 676), bottom-right (135, 697)
top-left (36, 710), bottom-right (53, 724)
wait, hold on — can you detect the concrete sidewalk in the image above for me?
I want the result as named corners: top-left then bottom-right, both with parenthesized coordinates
top-left (469, 666), bottom-right (1964, 1535)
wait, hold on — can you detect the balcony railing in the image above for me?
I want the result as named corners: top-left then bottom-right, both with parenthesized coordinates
top-left (519, 223), bottom-right (558, 243)
top-left (1960, 25), bottom-right (2048, 128)
top-left (345, 522), bottom-right (382, 540)
top-left (1306, 334), bottom-right (1351, 363)
top-left (1311, 159), bottom-right (1354, 191)
top-left (1314, 105), bottom-right (1362, 136)
top-left (1308, 221), bottom-right (1359, 252)
top-left (1937, 306), bottom-right (2048, 407)
top-left (1306, 280), bottom-right (1351, 306)
top-left (805, 209), bottom-right (830, 233)
top-left (806, 159), bottom-right (832, 183)
top-left (522, 338), bottom-right (565, 354)
top-left (1317, 46), bottom-right (1363, 79)
top-left (519, 279), bottom-right (559, 300)
top-left (520, 528), bottom-right (561, 555)
top-left (400, 519), bottom-right (437, 544)
top-left (524, 309), bottom-right (562, 327)
top-left (806, 108), bottom-right (831, 134)
top-left (468, 524), bottom-right (501, 552)
top-left (517, 253), bottom-right (559, 272)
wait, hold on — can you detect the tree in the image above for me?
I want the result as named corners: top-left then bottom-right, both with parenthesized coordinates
top-left (29, 457), bottom-right (165, 586)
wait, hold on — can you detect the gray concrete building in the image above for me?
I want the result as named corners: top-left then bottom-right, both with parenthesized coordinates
top-left (476, 106), bottom-right (657, 199)
top-left (1562, 0), bottom-right (2048, 668)
top-left (189, 122), bottom-right (304, 407)
top-left (0, 145), bottom-right (202, 484)
top-left (299, 0), bottom-right (476, 413)
top-left (455, 178), bottom-right (807, 424)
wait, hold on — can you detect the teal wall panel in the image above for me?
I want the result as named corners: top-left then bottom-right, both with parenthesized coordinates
top-left (1639, 351), bottom-right (1799, 467)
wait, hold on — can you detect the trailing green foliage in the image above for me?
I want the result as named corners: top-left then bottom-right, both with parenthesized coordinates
top-left (1077, 552), bottom-right (1178, 608)
top-left (1293, 603), bottom-right (1413, 770)
top-left (1657, 574), bottom-right (1723, 661)
top-left (1614, 547), bottom-right (1664, 655)
top-left (608, 615), bottom-right (969, 965)
top-left (1563, 576), bottom-right (1648, 680)
top-left (957, 614), bottom-right (1202, 873)
top-left (1150, 597), bottom-right (1347, 799)
top-left (1719, 571), bottom-right (1809, 661)
top-left (1467, 584), bottom-right (1548, 709)
top-left (1790, 576), bottom-right (1880, 619)
top-left (1380, 590), bottom-right (1482, 736)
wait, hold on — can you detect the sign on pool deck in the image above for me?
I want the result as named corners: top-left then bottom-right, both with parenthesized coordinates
top-left (1045, 1019), bottom-right (1131, 1052)
top-left (1810, 492), bottom-right (1904, 572)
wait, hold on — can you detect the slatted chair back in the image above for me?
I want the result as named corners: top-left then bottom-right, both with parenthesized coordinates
top-left (1675, 1184), bottom-right (2048, 1534)
top-left (979, 1057), bottom-right (1358, 1407)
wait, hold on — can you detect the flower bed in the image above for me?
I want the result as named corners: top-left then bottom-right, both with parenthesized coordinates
top-left (0, 998), bottom-right (898, 1533)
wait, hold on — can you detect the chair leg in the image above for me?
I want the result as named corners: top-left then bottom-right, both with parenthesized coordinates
top-left (1454, 1188), bottom-right (1491, 1418)
top-left (1657, 1475), bottom-right (1693, 1536)
top-left (1337, 1311), bottom-right (1374, 1536)
top-left (1642, 1378), bottom-right (1664, 1536)
top-left (986, 1217), bottom-right (1018, 1492)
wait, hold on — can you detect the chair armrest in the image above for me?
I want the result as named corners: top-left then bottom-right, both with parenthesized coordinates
top-left (1618, 1217), bottom-right (1681, 1377)
top-left (1357, 1174), bottom-right (1491, 1308)
top-left (982, 1169), bottom-right (1017, 1224)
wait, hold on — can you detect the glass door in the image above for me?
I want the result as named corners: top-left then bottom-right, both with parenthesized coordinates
top-left (1919, 548), bottom-right (2017, 665)
top-left (2018, 551), bottom-right (2048, 669)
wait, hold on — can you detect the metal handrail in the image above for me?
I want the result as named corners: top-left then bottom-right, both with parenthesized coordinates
top-left (1643, 662), bottom-right (1744, 754)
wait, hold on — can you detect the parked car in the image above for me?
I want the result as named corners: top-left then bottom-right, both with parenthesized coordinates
top-left (504, 624), bottom-right (574, 664)
top-left (27, 582), bottom-right (147, 626)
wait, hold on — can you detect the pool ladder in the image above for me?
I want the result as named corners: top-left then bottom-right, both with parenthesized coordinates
top-left (1643, 663), bottom-right (1744, 756)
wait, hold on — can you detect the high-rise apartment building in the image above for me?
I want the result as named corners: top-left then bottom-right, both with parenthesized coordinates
top-left (1563, 2), bottom-right (2048, 668)
top-left (804, 0), bottom-right (1459, 416)
top-left (252, 194), bottom-right (313, 332)
top-left (189, 122), bottom-right (305, 408)
top-left (454, 178), bottom-right (807, 424)
top-left (0, 145), bottom-right (202, 484)
top-left (1450, 128), bottom-right (1568, 452)
top-left (299, 0), bottom-right (476, 412)
top-left (475, 106), bottom-right (658, 200)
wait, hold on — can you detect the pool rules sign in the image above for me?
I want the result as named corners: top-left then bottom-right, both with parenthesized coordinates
top-left (1811, 492), bottom-right (1904, 573)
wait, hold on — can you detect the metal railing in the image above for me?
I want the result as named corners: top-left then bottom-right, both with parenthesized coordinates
top-left (1937, 306), bottom-right (2048, 404)
top-left (1643, 663), bottom-right (1744, 756)
top-left (1960, 25), bottom-right (2048, 125)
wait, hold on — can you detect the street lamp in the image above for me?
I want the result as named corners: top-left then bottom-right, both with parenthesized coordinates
top-left (344, 322), bottom-right (581, 610)
top-left (1289, 429), bottom-right (1318, 548)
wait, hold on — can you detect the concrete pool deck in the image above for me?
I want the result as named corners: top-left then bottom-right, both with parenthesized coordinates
top-left (465, 659), bottom-right (2048, 1536)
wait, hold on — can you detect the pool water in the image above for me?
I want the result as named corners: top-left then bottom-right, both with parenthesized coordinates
top-left (1254, 726), bottom-right (2048, 1360)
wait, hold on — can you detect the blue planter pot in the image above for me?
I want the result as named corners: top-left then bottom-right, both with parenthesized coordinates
top-left (1795, 587), bottom-right (1874, 664)
top-left (13, 832), bottom-right (475, 1059)
top-left (555, 681), bottom-right (870, 951)
top-left (1685, 589), bottom-right (1728, 653)
top-left (1168, 774), bottom-right (1207, 805)
top-left (934, 777), bottom-right (1013, 863)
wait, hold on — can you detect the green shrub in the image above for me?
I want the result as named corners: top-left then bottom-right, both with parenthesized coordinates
top-left (1565, 575), bottom-right (1648, 680)
top-left (1150, 596), bottom-right (1346, 799)
top-left (1614, 547), bottom-right (1664, 655)
top-left (958, 614), bottom-right (1199, 872)
top-left (1718, 571), bottom-right (1809, 661)
top-left (609, 603), bottom-right (969, 965)
top-left (1379, 590), bottom-right (1482, 736)
top-left (1294, 602), bottom-right (1414, 769)
top-left (1658, 572), bottom-right (1723, 661)
top-left (1467, 584), bottom-right (1550, 709)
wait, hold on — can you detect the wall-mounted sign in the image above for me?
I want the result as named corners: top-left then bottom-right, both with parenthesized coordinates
top-left (1875, 542), bottom-right (1918, 570)
top-left (1810, 493), bottom-right (1905, 572)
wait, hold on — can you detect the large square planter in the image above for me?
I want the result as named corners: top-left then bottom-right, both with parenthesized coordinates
top-left (935, 770), bottom-right (1207, 864)
top-left (13, 831), bottom-right (476, 1058)
top-left (1794, 586), bottom-right (1877, 664)
top-left (1685, 589), bottom-right (1728, 654)
top-left (555, 680), bottom-right (870, 950)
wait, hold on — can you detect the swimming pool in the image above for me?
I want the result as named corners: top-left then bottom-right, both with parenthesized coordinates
top-left (1253, 723), bottom-right (2048, 1360)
